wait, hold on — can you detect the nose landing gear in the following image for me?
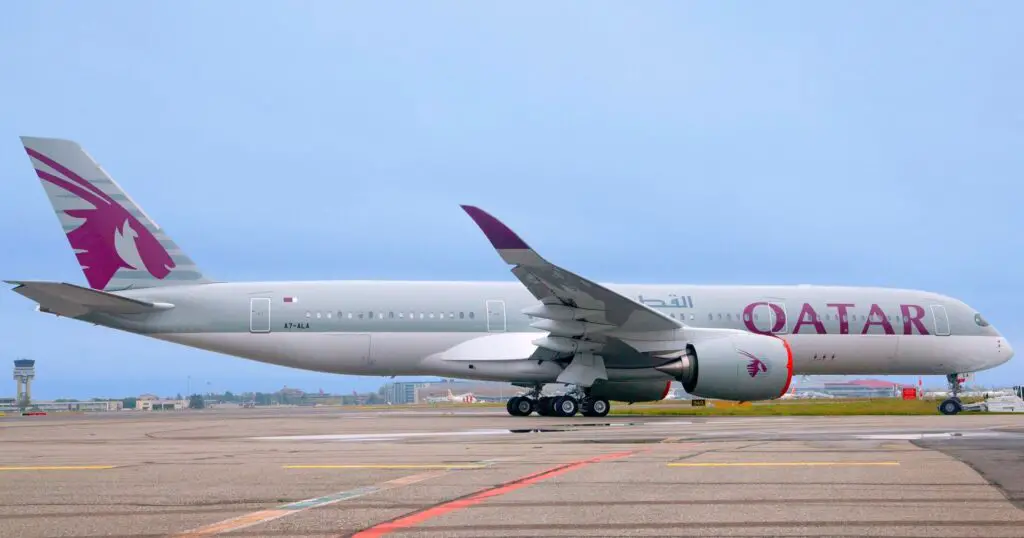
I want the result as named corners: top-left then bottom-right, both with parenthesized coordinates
top-left (938, 373), bottom-right (965, 415)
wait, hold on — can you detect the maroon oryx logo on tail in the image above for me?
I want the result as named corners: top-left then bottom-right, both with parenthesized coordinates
top-left (738, 350), bottom-right (768, 378)
top-left (25, 147), bottom-right (175, 290)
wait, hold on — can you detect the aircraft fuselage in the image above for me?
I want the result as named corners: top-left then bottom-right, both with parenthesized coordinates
top-left (76, 280), bottom-right (1012, 384)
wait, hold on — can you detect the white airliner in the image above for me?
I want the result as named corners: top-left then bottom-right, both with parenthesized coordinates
top-left (425, 389), bottom-right (479, 404)
top-left (6, 137), bottom-right (1015, 417)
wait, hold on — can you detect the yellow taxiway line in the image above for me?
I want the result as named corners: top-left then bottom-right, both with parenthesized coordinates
top-left (0, 465), bottom-right (117, 471)
top-left (668, 461), bottom-right (900, 467)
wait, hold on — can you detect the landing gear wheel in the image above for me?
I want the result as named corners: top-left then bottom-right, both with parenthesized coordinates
top-left (515, 397), bottom-right (534, 416)
top-left (939, 398), bottom-right (963, 415)
top-left (580, 398), bottom-right (610, 417)
top-left (506, 396), bottom-right (535, 416)
top-left (536, 397), bottom-right (554, 416)
top-left (553, 396), bottom-right (579, 417)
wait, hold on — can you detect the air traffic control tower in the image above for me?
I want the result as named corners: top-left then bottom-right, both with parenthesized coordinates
top-left (13, 359), bottom-right (35, 408)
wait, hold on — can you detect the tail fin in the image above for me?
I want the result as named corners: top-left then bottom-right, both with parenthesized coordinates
top-left (19, 136), bottom-right (211, 291)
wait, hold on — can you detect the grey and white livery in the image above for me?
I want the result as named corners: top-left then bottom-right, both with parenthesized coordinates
top-left (7, 137), bottom-right (1014, 417)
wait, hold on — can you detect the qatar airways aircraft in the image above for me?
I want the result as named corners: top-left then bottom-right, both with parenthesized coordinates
top-left (7, 137), bottom-right (1014, 417)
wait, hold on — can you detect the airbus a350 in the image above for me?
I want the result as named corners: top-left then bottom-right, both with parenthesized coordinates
top-left (7, 137), bottom-right (1014, 417)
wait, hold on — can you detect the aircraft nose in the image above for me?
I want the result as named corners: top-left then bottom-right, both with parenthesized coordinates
top-left (1002, 338), bottom-right (1015, 362)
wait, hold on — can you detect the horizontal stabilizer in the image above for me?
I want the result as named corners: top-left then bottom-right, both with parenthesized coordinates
top-left (5, 280), bottom-right (173, 317)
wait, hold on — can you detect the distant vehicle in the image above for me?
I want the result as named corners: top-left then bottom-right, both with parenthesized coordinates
top-left (6, 137), bottom-right (1015, 418)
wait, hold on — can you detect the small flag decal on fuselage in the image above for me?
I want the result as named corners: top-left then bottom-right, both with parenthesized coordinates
top-left (283, 296), bottom-right (298, 303)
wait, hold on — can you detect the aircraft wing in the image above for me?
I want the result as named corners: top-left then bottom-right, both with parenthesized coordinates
top-left (461, 205), bottom-right (681, 333)
top-left (5, 280), bottom-right (173, 317)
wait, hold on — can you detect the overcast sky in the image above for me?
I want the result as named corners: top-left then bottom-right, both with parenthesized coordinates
top-left (1, 1), bottom-right (1021, 399)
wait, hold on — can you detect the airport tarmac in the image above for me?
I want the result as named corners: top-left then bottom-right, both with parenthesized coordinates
top-left (1, 407), bottom-right (1022, 537)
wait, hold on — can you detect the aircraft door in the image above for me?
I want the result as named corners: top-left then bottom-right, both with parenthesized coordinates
top-left (250, 298), bottom-right (271, 333)
top-left (930, 305), bottom-right (951, 336)
top-left (486, 300), bottom-right (507, 332)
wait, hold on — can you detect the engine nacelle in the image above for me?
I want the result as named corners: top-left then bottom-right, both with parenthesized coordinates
top-left (587, 379), bottom-right (671, 403)
top-left (663, 331), bottom-right (792, 401)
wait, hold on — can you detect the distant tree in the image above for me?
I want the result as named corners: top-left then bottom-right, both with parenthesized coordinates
top-left (122, 397), bottom-right (137, 409)
top-left (176, 393), bottom-right (183, 401)
top-left (223, 390), bottom-right (236, 402)
top-left (188, 394), bottom-right (205, 409)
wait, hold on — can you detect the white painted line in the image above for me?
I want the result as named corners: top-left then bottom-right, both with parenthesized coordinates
top-left (251, 428), bottom-right (511, 442)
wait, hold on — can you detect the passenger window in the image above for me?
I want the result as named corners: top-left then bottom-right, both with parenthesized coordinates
top-left (708, 313), bottom-right (713, 321)
top-left (743, 314), bottom-right (750, 322)
top-left (469, 312), bottom-right (475, 319)
top-left (459, 312), bottom-right (465, 319)
top-left (689, 314), bottom-right (695, 320)
top-left (316, 312), bottom-right (321, 319)
top-left (398, 312), bottom-right (404, 319)
top-left (369, 311), bottom-right (374, 319)
top-left (305, 311), bottom-right (311, 318)
top-left (754, 314), bottom-right (759, 321)
top-left (449, 312), bottom-right (455, 319)
top-left (726, 313), bottom-right (732, 320)
top-left (347, 312), bottom-right (352, 319)
top-left (717, 313), bottom-right (722, 320)
top-left (326, 312), bottom-right (332, 319)
top-left (358, 313), bottom-right (364, 319)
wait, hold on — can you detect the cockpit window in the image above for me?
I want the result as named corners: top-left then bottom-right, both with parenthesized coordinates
top-left (974, 313), bottom-right (990, 327)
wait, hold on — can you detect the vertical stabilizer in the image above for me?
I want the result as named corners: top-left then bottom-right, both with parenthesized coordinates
top-left (20, 136), bottom-right (211, 291)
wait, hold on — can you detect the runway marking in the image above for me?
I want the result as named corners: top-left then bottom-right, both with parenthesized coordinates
top-left (251, 428), bottom-right (510, 442)
top-left (856, 432), bottom-right (1002, 440)
top-left (171, 459), bottom-right (501, 537)
top-left (284, 464), bottom-right (487, 470)
top-left (667, 461), bottom-right (900, 467)
top-left (351, 450), bottom-right (639, 538)
top-left (0, 465), bottom-right (116, 471)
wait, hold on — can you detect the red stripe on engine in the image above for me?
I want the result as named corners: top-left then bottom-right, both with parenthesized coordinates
top-left (774, 336), bottom-right (794, 398)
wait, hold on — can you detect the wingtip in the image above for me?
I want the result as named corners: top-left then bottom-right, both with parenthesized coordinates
top-left (460, 205), bottom-right (531, 250)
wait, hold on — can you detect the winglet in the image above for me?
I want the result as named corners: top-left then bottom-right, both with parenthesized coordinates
top-left (460, 205), bottom-right (546, 267)
top-left (460, 205), bottom-right (531, 250)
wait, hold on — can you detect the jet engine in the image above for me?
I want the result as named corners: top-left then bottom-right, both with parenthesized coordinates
top-left (656, 331), bottom-right (792, 401)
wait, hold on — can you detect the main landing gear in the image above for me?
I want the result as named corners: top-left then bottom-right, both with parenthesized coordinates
top-left (505, 386), bottom-right (610, 417)
top-left (938, 373), bottom-right (964, 415)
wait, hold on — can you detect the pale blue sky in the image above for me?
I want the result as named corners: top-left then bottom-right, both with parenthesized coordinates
top-left (1, 2), bottom-right (1021, 399)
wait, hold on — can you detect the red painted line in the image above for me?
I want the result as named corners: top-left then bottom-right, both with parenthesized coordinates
top-left (351, 450), bottom-right (637, 538)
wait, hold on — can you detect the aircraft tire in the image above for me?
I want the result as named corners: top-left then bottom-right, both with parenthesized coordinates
top-left (553, 396), bottom-right (579, 417)
top-left (536, 397), bottom-right (554, 416)
top-left (512, 397), bottom-right (534, 416)
top-left (583, 398), bottom-right (610, 417)
top-left (939, 398), bottom-right (962, 415)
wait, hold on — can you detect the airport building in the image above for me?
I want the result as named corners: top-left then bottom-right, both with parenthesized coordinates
top-left (382, 381), bottom-right (430, 404)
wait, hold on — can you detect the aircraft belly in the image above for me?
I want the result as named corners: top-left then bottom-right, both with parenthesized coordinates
top-left (149, 332), bottom-right (389, 375)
